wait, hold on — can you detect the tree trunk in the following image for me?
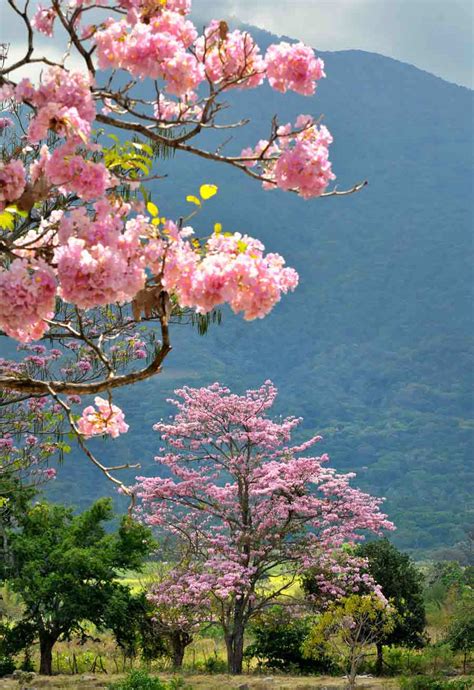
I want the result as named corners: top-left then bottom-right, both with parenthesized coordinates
top-left (225, 624), bottom-right (245, 674)
top-left (39, 635), bottom-right (55, 675)
top-left (168, 631), bottom-right (192, 670)
top-left (375, 641), bottom-right (384, 676)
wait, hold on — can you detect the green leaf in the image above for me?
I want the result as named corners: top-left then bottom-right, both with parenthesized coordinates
top-left (108, 133), bottom-right (120, 143)
top-left (132, 142), bottom-right (154, 156)
top-left (147, 201), bottom-right (159, 217)
top-left (0, 211), bottom-right (14, 230)
top-left (200, 184), bottom-right (218, 200)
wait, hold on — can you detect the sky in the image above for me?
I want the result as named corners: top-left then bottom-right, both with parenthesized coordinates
top-left (199, 0), bottom-right (473, 89)
top-left (0, 0), bottom-right (472, 88)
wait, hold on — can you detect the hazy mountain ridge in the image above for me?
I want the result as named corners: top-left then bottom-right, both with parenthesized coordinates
top-left (43, 27), bottom-right (473, 555)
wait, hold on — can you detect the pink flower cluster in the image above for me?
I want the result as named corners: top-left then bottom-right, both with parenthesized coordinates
top-left (196, 21), bottom-right (266, 89)
top-left (0, 258), bottom-right (57, 342)
top-left (154, 93), bottom-right (203, 122)
top-left (77, 396), bottom-right (129, 438)
top-left (95, 12), bottom-right (204, 96)
top-left (265, 42), bottom-right (325, 95)
top-left (45, 142), bottom-right (112, 201)
top-left (160, 224), bottom-right (298, 320)
top-left (15, 67), bottom-right (95, 144)
top-left (32, 4), bottom-right (56, 37)
top-left (242, 115), bottom-right (336, 198)
top-left (0, 159), bottom-right (26, 210)
top-left (55, 200), bottom-right (147, 309)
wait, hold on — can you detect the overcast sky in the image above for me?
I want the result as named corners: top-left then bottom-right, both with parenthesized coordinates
top-left (1, 0), bottom-right (472, 88)
top-left (200, 0), bottom-right (473, 88)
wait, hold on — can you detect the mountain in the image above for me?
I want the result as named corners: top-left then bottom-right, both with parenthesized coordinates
top-left (45, 25), bottom-right (474, 555)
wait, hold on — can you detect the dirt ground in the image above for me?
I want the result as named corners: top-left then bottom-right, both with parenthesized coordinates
top-left (0, 672), bottom-right (400, 690)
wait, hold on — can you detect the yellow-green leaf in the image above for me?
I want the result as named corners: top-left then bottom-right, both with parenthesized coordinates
top-left (186, 195), bottom-right (201, 206)
top-left (151, 218), bottom-right (161, 226)
top-left (147, 201), bottom-right (159, 217)
top-left (237, 240), bottom-right (248, 253)
top-left (200, 184), bottom-right (218, 200)
top-left (0, 211), bottom-right (14, 230)
top-left (214, 222), bottom-right (222, 235)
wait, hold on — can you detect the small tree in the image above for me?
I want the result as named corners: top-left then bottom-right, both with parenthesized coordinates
top-left (357, 539), bottom-right (426, 674)
top-left (303, 593), bottom-right (396, 690)
top-left (136, 381), bottom-right (393, 673)
top-left (0, 498), bottom-right (153, 675)
top-left (445, 589), bottom-right (474, 674)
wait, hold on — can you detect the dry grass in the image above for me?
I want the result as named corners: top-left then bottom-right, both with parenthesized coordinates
top-left (0, 673), bottom-right (400, 690)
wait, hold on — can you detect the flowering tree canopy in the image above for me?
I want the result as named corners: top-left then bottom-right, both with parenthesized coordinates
top-left (135, 381), bottom-right (393, 673)
top-left (0, 0), bottom-right (365, 492)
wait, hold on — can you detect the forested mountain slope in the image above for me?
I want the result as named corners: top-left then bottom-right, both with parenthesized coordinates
top-left (45, 26), bottom-right (474, 554)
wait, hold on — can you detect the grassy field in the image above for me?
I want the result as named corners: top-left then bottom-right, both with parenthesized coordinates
top-left (0, 672), bottom-right (400, 690)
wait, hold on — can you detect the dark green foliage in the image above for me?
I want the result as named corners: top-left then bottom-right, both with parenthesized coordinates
top-left (108, 670), bottom-right (190, 690)
top-left (399, 677), bottom-right (473, 690)
top-left (244, 607), bottom-right (337, 674)
top-left (357, 540), bottom-right (427, 649)
top-left (0, 498), bottom-right (153, 674)
top-left (106, 590), bottom-right (168, 663)
top-left (0, 655), bottom-right (15, 677)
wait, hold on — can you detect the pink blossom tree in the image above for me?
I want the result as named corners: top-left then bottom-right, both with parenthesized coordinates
top-left (135, 381), bottom-right (394, 674)
top-left (0, 0), bottom-right (365, 492)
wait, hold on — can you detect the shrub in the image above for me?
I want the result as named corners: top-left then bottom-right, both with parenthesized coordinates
top-left (202, 656), bottom-right (227, 674)
top-left (0, 655), bottom-right (15, 677)
top-left (108, 669), bottom-right (191, 690)
top-left (244, 608), bottom-right (338, 674)
top-left (399, 677), bottom-right (474, 690)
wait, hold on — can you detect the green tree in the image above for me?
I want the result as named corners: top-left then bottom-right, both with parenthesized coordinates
top-left (445, 588), bottom-right (474, 674)
top-left (303, 594), bottom-right (395, 690)
top-left (357, 539), bottom-right (426, 675)
top-left (0, 498), bottom-right (153, 675)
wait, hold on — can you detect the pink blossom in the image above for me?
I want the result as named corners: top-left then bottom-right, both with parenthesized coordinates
top-left (94, 14), bottom-right (204, 95)
top-left (77, 396), bottom-right (129, 438)
top-left (45, 143), bottom-right (112, 200)
top-left (15, 68), bottom-right (95, 144)
top-left (242, 116), bottom-right (336, 198)
top-left (0, 159), bottom-right (26, 210)
top-left (0, 258), bottom-right (57, 342)
top-left (32, 5), bottom-right (57, 37)
top-left (159, 225), bottom-right (298, 320)
top-left (196, 21), bottom-right (266, 90)
top-left (0, 117), bottom-right (13, 131)
top-left (265, 42), bottom-right (325, 95)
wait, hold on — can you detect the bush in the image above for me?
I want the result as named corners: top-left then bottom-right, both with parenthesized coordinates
top-left (244, 608), bottom-right (338, 674)
top-left (0, 655), bottom-right (15, 677)
top-left (374, 645), bottom-right (458, 677)
top-left (201, 655), bottom-right (227, 673)
top-left (108, 669), bottom-right (191, 690)
top-left (399, 677), bottom-right (474, 690)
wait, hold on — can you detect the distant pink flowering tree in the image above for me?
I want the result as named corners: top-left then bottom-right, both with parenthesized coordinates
top-left (0, 0), bottom-right (365, 491)
top-left (136, 381), bottom-right (394, 674)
